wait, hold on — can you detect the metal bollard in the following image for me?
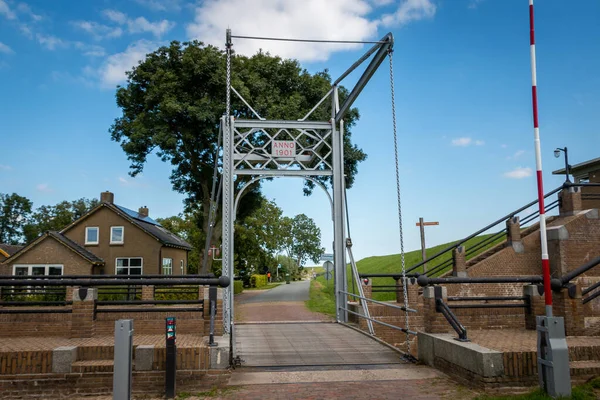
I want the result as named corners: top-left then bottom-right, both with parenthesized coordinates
top-left (113, 319), bottom-right (134, 400)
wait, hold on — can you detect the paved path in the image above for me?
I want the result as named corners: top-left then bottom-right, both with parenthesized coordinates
top-left (238, 280), bottom-right (311, 303)
top-left (235, 280), bottom-right (332, 323)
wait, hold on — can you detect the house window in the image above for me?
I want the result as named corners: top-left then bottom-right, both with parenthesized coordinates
top-left (13, 265), bottom-right (63, 276)
top-left (162, 258), bottom-right (173, 275)
top-left (85, 227), bottom-right (99, 245)
top-left (110, 226), bottom-right (124, 244)
top-left (116, 258), bottom-right (142, 275)
top-left (180, 260), bottom-right (184, 274)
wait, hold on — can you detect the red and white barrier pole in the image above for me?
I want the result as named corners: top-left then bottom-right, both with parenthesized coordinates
top-left (529, 0), bottom-right (552, 317)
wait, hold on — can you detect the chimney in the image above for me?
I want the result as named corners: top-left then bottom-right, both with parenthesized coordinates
top-left (100, 191), bottom-right (114, 204)
top-left (138, 206), bottom-right (149, 217)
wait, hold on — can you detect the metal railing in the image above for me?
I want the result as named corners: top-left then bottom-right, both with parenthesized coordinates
top-left (0, 275), bottom-right (228, 317)
top-left (359, 182), bottom-right (600, 284)
top-left (436, 298), bottom-right (468, 342)
top-left (339, 290), bottom-right (417, 335)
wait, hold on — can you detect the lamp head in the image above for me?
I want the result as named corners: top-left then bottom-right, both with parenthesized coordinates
top-left (554, 149), bottom-right (561, 158)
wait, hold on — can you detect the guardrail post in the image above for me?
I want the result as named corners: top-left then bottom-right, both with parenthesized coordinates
top-left (452, 246), bottom-right (466, 277)
top-left (559, 186), bottom-right (582, 216)
top-left (506, 216), bottom-right (524, 253)
top-left (524, 284), bottom-right (545, 330)
top-left (547, 225), bottom-right (570, 278)
top-left (204, 286), bottom-right (223, 336)
top-left (553, 282), bottom-right (584, 336)
top-left (142, 285), bottom-right (155, 301)
top-left (423, 286), bottom-right (449, 333)
top-left (71, 287), bottom-right (97, 338)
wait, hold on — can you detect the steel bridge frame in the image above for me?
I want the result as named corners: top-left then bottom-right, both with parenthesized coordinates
top-left (221, 30), bottom-right (394, 358)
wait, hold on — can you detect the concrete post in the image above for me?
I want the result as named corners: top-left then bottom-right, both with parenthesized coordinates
top-left (362, 280), bottom-right (372, 299)
top-left (70, 287), bottom-right (97, 338)
top-left (506, 216), bottom-right (524, 253)
top-left (547, 225), bottom-right (569, 279)
top-left (559, 186), bottom-right (582, 216)
top-left (423, 286), bottom-right (449, 334)
top-left (553, 282), bottom-right (585, 336)
top-left (452, 246), bottom-right (466, 277)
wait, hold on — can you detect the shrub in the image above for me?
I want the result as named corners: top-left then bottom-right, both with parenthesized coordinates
top-left (250, 274), bottom-right (267, 288)
top-left (234, 280), bottom-right (244, 294)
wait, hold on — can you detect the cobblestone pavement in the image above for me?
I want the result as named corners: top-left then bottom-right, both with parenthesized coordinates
top-left (87, 375), bottom-right (479, 400)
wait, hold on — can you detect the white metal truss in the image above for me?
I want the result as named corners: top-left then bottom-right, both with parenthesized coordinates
top-left (221, 29), bottom-right (395, 358)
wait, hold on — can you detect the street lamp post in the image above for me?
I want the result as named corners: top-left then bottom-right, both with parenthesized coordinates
top-left (554, 147), bottom-right (571, 183)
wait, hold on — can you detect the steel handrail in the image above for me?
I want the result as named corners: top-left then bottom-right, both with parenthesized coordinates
top-left (340, 290), bottom-right (417, 312)
top-left (436, 298), bottom-right (468, 341)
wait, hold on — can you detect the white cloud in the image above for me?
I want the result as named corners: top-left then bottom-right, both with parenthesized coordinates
top-left (0, 41), bottom-right (13, 54)
top-left (513, 149), bottom-right (525, 158)
top-left (36, 183), bottom-right (52, 192)
top-left (503, 167), bottom-right (533, 179)
top-left (118, 176), bottom-right (130, 185)
top-left (475, 140), bottom-right (485, 146)
top-left (187, 0), bottom-right (380, 62)
top-left (451, 137), bottom-right (472, 147)
top-left (468, 0), bottom-right (485, 9)
top-left (134, 0), bottom-right (182, 12)
top-left (16, 3), bottom-right (42, 21)
top-left (103, 9), bottom-right (128, 24)
top-left (36, 34), bottom-right (66, 50)
top-left (71, 20), bottom-right (123, 40)
top-left (74, 42), bottom-right (106, 57)
top-left (93, 39), bottom-right (158, 87)
top-left (380, 0), bottom-right (436, 27)
top-left (101, 9), bottom-right (175, 38)
top-left (127, 17), bottom-right (175, 38)
top-left (0, 164), bottom-right (12, 170)
top-left (0, 0), bottom-right (16, 20)
top-left (501, 144), bottom-right (508, 149)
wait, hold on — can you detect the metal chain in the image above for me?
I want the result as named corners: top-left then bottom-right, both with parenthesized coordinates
top-left (388, 50), bottom-right (411, 354)
top-left (223, 31), bottom-right (232, 334)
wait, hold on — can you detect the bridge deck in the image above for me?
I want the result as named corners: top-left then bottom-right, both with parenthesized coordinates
top-left (235, 322), bottom-right (406, 367)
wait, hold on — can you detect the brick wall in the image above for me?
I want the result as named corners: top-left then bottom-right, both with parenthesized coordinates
top-left (95, 311), bottom-right (204, 336)
top-left (0, 312), bottom-right (71, 337)
top-left (0, 370), bottom-right (230, 399)
top-left (0, 351), bottom-right (53, 374)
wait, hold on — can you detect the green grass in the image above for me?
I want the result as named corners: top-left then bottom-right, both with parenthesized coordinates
top-left (351, 233), bottom-right (506, 301)
top-left (305, 274), bottom-right (336, 316)
top-left (474, 377), bottom-right (600, 400)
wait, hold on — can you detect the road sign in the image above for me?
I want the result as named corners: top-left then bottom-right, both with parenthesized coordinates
top-left (415, 221), bottom-right (439, 226)
top-left (323, 261), bottom-right (333, 273)
top-left (324, 271), bottom-right (332, 280)
top-left (320, 253), bottom-right (334, 262)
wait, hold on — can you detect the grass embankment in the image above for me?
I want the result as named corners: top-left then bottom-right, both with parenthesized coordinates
top-left (475, 377), bottom-right (600, 400)
top-left (352, 233), bottom-right (505, 301)
top-left (306, 234), bottom-right (508, 308)
top-left (305, 269), bottom-right (336, 316)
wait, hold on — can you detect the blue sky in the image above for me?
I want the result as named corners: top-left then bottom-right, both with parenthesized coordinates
top-left (1, 0), bottom-right (599, 262)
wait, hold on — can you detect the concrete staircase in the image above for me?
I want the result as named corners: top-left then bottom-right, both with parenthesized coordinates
top-left (569, 343), bottom-right (600, 381)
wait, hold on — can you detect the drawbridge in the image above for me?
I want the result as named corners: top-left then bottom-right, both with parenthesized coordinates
top-left (201, 29), bottom-right (417, 365)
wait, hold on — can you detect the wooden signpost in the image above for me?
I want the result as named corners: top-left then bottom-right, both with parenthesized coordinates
top-left (416, 218), bottom-right (439, 273)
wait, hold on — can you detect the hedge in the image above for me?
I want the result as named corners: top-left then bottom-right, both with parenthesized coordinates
top-left (250, 274), bottom-right (268, 288)
top-left (234, 280), bottom-right (244, 294)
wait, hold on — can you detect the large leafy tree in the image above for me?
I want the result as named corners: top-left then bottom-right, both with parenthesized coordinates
top-left (23, 198), bottom-right (99, 242)
top-left (0, 193), bottom-right (33, 245)
top-left (110, 41), bottom-right (366, 270)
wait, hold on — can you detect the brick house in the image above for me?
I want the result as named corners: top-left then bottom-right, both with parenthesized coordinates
top-left (0, 244), bottom-right (23, 263)
top-left (553, 156), bottom-right (600, 210)
top-left (0, 191), bottom-right (192, 276)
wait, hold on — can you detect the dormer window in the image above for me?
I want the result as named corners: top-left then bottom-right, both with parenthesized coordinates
top-left (110, 226), bottom-right (124, 244)
top-left (85, 227), bottom-right (99, 245)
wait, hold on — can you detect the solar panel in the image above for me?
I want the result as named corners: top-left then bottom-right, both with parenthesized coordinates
top-left (115, 205), bottom-right (162, 226)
